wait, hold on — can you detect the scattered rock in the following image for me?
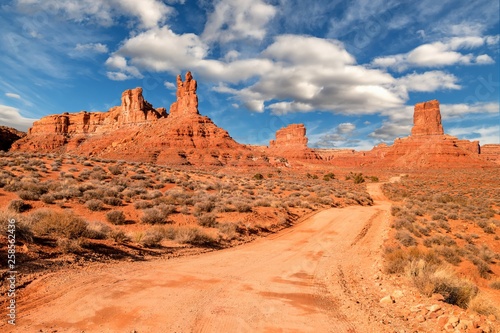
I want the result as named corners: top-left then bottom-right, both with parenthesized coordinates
top-left (380, 295), bottom-right (395, 304)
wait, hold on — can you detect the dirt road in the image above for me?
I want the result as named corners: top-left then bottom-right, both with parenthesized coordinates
top-left (5, 184), bottom-right (398, 333)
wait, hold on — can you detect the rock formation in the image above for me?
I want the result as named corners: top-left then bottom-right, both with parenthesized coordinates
top-left (0, 126), bottom-right (26, 151)
top-left (169, 72), bottom-right (199, 117)
top-left (368, 100), bottom-right (488, 168)
top-left (12, 72), bottom-right (254, 166)
top-left (411, 100), bottom-right (444, 136)
top-left (480, 144), bottom-right (500, 164)
top-left (119, 87), bottom-right (167, 123)
top-left (268, 124), bottom-right (320, 162)
top-left (270, 124), bottom-right (308, 149)
top-left (11, 75), bottom-right (498, 169)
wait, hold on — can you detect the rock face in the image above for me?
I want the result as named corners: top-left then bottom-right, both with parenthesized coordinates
top-left (411, 100), bottom-right (444, 136)
top-left (269, 124), bottom-right (320, 162)
top-left (169, 72), bottom-right (199, 117)
top-left (120, 87), bottom-right (167, 123)
top-left (0, 126), bottom-right (26, 151)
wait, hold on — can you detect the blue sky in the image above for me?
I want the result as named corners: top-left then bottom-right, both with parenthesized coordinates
top-left (0, 0), bottom-right (498, 149)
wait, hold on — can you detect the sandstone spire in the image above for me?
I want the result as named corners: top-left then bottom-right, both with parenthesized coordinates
top-left (169, 71), bottom-right (199, 116)
top-left (411, 100), bottom-right (444, 136)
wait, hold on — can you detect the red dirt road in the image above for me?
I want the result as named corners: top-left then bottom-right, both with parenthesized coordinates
top-left (5, 184), bottom-right (399, 333)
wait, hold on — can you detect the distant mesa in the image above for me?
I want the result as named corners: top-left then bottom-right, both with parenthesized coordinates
top-left (270, 124), bottom-right (308, 149)
top-left (0, 126), bottom-right (26, 151)
top-left (9, 72), bottom-right (500, 168)
top-left (269, 124), bottom-right (321, 161)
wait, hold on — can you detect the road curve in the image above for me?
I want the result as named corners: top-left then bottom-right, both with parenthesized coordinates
top-left (5, 184), bottom-right (394, 333)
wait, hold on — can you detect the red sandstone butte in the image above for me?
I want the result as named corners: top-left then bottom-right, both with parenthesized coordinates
top-left (369, 100), bottom-right (489, 168)
top-left (268, 124), bottom-right (320, 162)
top-left (411, 100), bottom-right (444, 136)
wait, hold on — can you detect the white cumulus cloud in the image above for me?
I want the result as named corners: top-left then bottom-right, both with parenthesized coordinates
top-left (0, 104), bottom-right (38, 131)
top-left (202, 0), bottom-right (277, 43)
top-left (372, 35), bottom-right (497, 71)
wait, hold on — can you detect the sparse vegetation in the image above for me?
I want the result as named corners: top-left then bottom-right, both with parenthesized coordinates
top-left (106, 210), bottom-right (126, 225)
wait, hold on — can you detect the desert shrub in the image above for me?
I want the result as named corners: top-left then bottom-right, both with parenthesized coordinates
top-left (134, 200), bottom-right (154, 209)
top-left (18, 189), bottom-right (44, 200)
top-left (436, 246), bottom-right (462, 265)
top-left (384, 246), bottom-right (441, 275)
top-left (432, 213), bottom-right (447, 221)
top-left (108, 165), bottom-right (122, 175)
top-left (324, 172), bottom-right (335, 180)
top-left (83, 189), bottom-right (105, 200)
top-left (489, 279), bottom-right (500, 290)
top-left (197, 213), bottom-right (218, 227)
top-left (254, 199), bottom-right (271, 207)
top-left (346, 172), bottom-right (365, 184)
top-left (32, 210), bottom-right (87, 239)
top-left (90, 171), bottom-right (108, 180)
top-left (174, 226), bottom-right (218, 246)
top-left (234, 201), bottom-right (252, 213)
top-left (468, 256), bottom-right (491, 278)
top-left (57, 238), bottom-right (83, 253)
top-left (106, 210), bottom-right (126, 225)
top-left (4, 181), bottom-right (23, 192)
top-left (408, 260), bottom-right (478, 308)
top-left (217, 222), bottom-right (238, 241)
top-left (395, 230), bottom-right (417, 247)
top-left (157, 204), bottom-right (176, 216)
top-left (391, 205), bottom-right (402, 216)
top-left (253, 173), bottom-right (264, 180)
top-left (140, 228), bottom-right (165, 247)
top-left (102, 197), bottom-right (122, 206)
top-left (423, 235), bottom-right (456, 247)
top-left (141, 208), bottom-right (167, 224)
top-left (40, 193), bottom-right (56, 204)
top-left (468, 294), bottom-right (500, 318)
top-left (131, 174), bottom-right (146, 180)
top-left (194, 201), bottom-right (215, 213)
top-left (8, 199), bottom-right (31, 213)
top-left (108, 230), bottom-right (130, 243)
top-left (85, 221), bottom-right (111, 239)
top-left (85, 199), bottom-right (104, 211)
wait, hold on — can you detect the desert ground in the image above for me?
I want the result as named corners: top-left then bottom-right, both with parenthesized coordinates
top-left (0, 152), bottom-right (499, 332)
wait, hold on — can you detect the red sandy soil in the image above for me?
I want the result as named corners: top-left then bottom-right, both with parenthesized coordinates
top-left (0, 180), bottom-right (454, 332)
